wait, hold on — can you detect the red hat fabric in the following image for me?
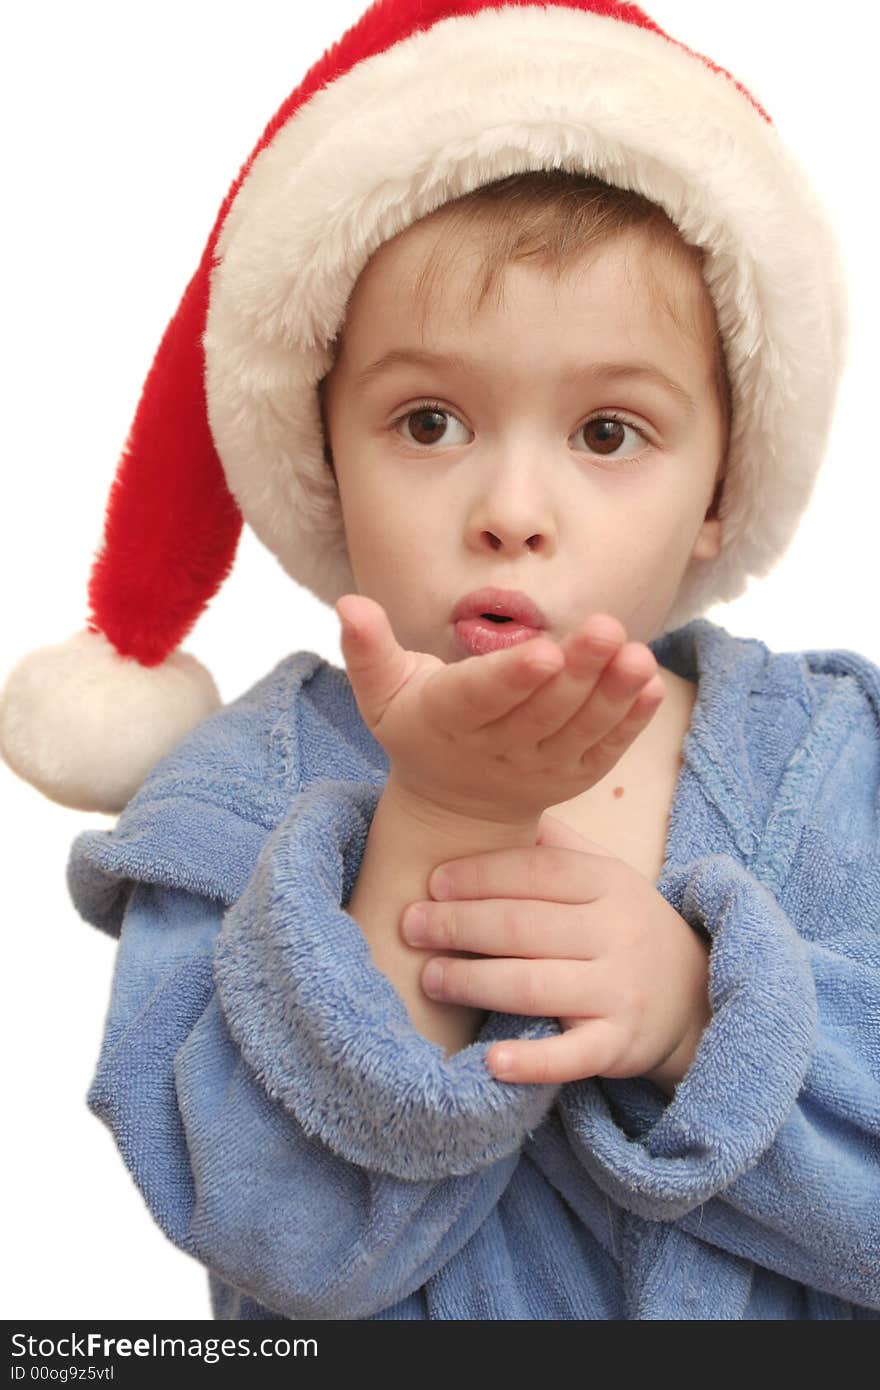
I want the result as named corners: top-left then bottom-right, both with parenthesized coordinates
top-left (0, 0), bottom-right (848, 811)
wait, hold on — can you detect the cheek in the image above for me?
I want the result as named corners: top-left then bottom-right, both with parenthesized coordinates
top-left (342, 493), bottom-right (429, 577)
top-left (614, 469), bottom-right (704, 532)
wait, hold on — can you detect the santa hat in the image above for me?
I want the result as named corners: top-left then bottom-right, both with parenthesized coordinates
top-left (0, 0), bottom-right (848, 813)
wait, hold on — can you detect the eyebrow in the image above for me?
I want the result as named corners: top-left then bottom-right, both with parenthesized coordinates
top-left (353, 347), bottom-right (697, 416)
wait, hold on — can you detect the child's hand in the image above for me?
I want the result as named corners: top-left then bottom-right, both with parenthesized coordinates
top-left (336, 594), bottom-right (665, 828)
top-left (398, 812), bottom-right (712, 1089)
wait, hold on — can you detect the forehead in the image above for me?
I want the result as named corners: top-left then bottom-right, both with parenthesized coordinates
top-left (340, 218), bottom-right (714, 378)
top-left (335, 216), bottom-right (711, 405)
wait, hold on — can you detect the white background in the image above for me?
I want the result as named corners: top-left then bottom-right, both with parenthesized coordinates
top-left (2, 0), bottom-right (877, 1320)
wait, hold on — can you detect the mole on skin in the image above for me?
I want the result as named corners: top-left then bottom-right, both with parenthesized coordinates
top-left (613, 786), bottom-right (625, 799)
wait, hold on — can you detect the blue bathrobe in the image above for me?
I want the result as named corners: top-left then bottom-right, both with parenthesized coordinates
top-left (67, 617), bottom-right (880, 1319)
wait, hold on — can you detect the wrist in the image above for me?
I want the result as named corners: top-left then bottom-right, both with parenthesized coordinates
top-left (347, 775), bottom-right (511, 1058)
top-left (384, 769), bottom-right (541, 852)
top-left (645, 1033), bottom-right (697, 1098)
top-left (645, 995), bottom-right (712, 1098)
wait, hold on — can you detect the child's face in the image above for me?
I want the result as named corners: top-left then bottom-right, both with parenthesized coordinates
top-left (321, 218), bottom-right (724, 657)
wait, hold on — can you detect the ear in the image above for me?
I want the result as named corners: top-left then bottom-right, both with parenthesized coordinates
top-left (689, 513), bottom-right (722, 563)
top-left (690, 467), bottom-right (726, 561)
top-left (317, 374), bottom-right (338, 482)
top-left (536, 811), bottom-right (617, 857)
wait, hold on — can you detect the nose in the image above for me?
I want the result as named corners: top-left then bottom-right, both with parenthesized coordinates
top-left (465, 458), bottom-right (559, 556)
top-left (481, 528), bottom-right (546, 553)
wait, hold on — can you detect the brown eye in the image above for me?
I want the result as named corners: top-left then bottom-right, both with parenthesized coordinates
top-left (574, 413), bottom-right (650, 467)
top-left (394, 402), bottom-right (470, 449)
top-left (582, 418), bottom-right (627, 455)
top-left (407, 408), bottom-right (448, 446)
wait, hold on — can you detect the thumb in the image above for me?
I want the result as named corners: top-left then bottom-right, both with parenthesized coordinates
top-left (536, 810), bottom-right (617, 859)
top-left (336, 595), bottom-right (412, 727)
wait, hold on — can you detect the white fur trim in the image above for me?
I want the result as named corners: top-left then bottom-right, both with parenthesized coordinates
top-left (0, 630), bottom-right (221, 813)
top-left (203, 3), bottom-right (848, 632)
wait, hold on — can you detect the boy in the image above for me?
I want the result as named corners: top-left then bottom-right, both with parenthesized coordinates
top-left (1, 0), bottom-right (878, 1319)
top-left (321, 192), bottom-right (722, 1086)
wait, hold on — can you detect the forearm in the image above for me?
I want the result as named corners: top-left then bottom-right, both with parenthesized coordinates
top-left (346, 774), bottom-right (540, 1057)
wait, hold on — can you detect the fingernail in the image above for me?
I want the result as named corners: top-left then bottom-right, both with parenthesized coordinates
top-left (491, 1048), bottom-right (516, 1079)
top-left (430, 869), bottom-right (452, 899)
top-left (422, 960), bottom-right (444, 996)
top-left (336, 602), bottom-right (359, 639)
top-left (402, 905), bottom-right (427, 943)
top-left (584, 617), bottom-right (622, 647)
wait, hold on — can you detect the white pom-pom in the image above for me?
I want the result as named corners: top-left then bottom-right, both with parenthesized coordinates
top-left (0, 629), bottom-right (222, 813)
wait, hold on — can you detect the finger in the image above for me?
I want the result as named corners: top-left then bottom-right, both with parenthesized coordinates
top-left (482, 615), bottom-right (629, 742)
top-left (341, 594), bottom-right (447, 735)
top-left (421, 955), bottom-right (600, 1018)
top-left (401, 897), bottom-right (599, 959)
top-left (486, 1020), bottom-right (620, 1085)
top-left (536, 811), bottom-right (617, 858)
top-left (428, 844), bottom-right (616, 905)
top-left (421, 635), bottom-right (566, 736)
top-left (336, 594), bottom-right (418, 727)
top-left (573, 676), bottom-right (667, 783)
top-left (535, 642), bottom-right (663, 762)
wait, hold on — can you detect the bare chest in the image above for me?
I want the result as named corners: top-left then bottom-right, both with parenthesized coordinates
top-left (544, 674), bottom-right (696, 883)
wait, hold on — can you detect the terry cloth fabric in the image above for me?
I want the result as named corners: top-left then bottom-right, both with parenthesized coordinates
top-left (67, 617), bottom-right (880, 1320)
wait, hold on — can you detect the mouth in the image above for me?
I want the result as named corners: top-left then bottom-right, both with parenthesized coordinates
top-left (451, 587), bottom-right (547, 656)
